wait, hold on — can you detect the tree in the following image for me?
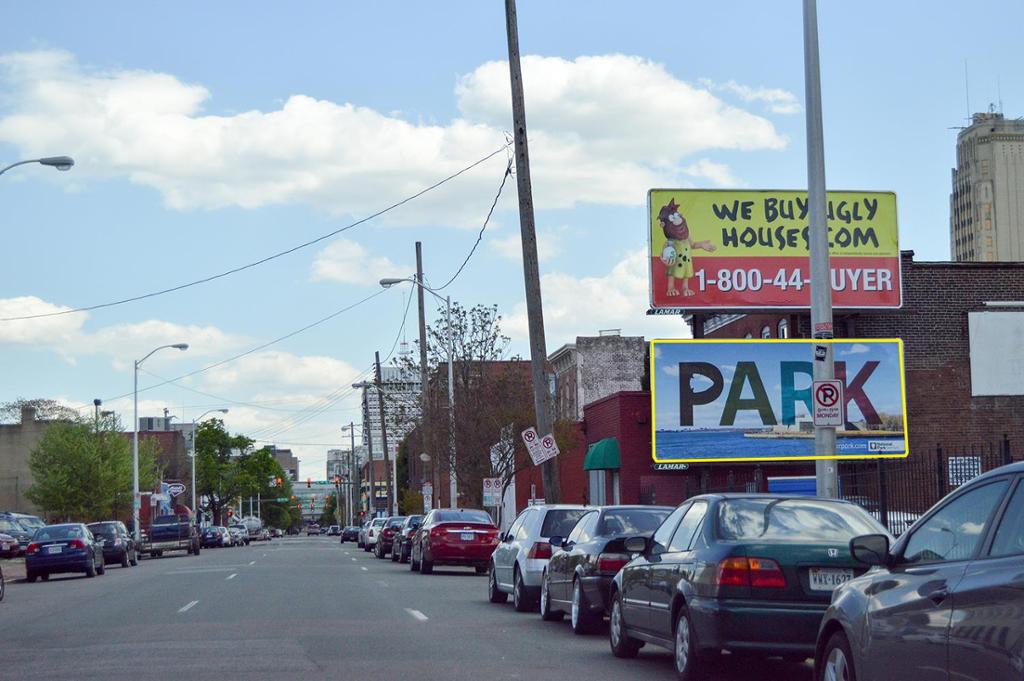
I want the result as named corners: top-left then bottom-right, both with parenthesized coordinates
top-left (318, 493), bottom-right (338, 526)
top-left (235, 446), bottom-right (294, 527)
top-left (0, 398), bottom-right (79, 424)
top-left (26, 414), bottom-right (161, 522)
top-left (195, 419), bottom-right (252, 526)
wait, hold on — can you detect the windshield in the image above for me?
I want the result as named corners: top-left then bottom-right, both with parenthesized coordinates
top-left (33, 525), bottom-right (85, 541)
top-left (597, 508), bottom-right (673, 535)
top-left (541, 509), bottom-right (589, 537)
top-left (14, 515), bottom-right (45, 530)
top-left (0, 519), bottom-right (26, 533)
top-left (87, 523), bottom-right (117, 537)
top-left (717, 498), bottom-right (884, 542)
top-left (434, 511), bottom-right (492, 524)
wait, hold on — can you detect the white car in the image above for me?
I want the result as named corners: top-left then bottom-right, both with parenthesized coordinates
top-left (488, 504), bottom-right (589, 612)
top-left (363, 517), bottom-right (387, 552)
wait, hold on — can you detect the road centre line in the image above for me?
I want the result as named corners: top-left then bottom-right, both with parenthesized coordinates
top-left (351, 558), bottom-right (357, 562)
top-left (178, 600), bottom-right (199, 613)
top-left (248, 561), bottom-right (255, 566)
top-left (361, 567), bottom-right (368, 571)
top-left (226, 573), bottom-right (237, 580)
top-left (405, 609), bottom-right (429, 622)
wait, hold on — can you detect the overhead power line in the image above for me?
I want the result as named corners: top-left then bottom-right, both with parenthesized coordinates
top-left (1, 143), bottom-right (511, 322)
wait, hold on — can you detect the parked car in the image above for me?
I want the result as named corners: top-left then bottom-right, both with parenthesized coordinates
top-left (139, 513), bottom-right (200, 558)
top-left (607, 494), bottom-right (887, 679)
top-left (0, 562), bottom-right (4, 601)
top-left (307, 523), bottom-right (320, 536)
top-left (391, 516), bottom-right (423, 563)
top-left (201, 526), bottom-right (230, 548)
top-left (816, 461), bottom-right (1024, 681)
top-left (87, 521), bottom-right (138, 568)
top-left (540, 505), bottom-right (673, 633)
top-left (25, 523), bottom-right (107, 581)
top-left (328, 525), bottom-right (341, 536)
top-left (374, 516), bottom-right (407, 559)
top-left (488, 504), bottom-right (589, 611)
top-left (228, 526), bottom-right (249, 546)
top-left (7, 513), bottom-right (44, 535)
top-left (410, 509), bottom-right (500, 575)
top-left (341, 526), bottom-right (360, 543)
top-left (0, 516), bottom-right (31, 557)
top-left (843, 494), bottom-right (920, 536)
top-left (272, 528), bottom-right (283, 538)
top-left (363, 517), bottom-right (386, 552)
top-left (0, 532), bottom-right (17, 560)
top-left (357, 521), bottom-right (371, 548)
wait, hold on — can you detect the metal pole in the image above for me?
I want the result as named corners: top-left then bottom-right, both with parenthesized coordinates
top-left (504, 0), bottom-right (560, 502)
top-left (132, 360), bottom-right (140, 542)
top-left (415, 242), bottom-right (440, 511)
top-left (348, 423), bottom-right (356, 523)
top-left (191, 419), bottom-right (198, 521)
top-left (375, 351), bottom-right (394, 516)
top-left (446, 296), bottom-right (457, 509)
top-left (803, 0), bottom-right (838, 498)
top-left (364, 389), bottom-right (376, 518)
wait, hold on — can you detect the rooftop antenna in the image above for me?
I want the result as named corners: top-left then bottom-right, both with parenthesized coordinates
top-left (964, 59), bottom-right (971, 124)
top-left (997, 75), bottom-right (1004, 114)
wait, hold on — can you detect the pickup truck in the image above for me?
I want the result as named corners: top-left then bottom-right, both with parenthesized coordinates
top-left (140, 514), bottom-right (200, 558)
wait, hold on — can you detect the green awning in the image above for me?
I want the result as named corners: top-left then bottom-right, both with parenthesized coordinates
top-left (584, 438), bottom-right (621, 471)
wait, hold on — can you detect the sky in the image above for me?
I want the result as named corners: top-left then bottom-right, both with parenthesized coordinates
top-left (0, 1), bottom-right (1018, 478)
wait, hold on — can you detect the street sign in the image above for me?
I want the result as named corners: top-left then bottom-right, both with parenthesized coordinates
top-left (274, 497), bottom-right (289, 503)
top-left (812, 379), bottom-right (845, 427)
top-left (537, 433), bottom-right (559, 464)
top-left (422, 483), bottom-right (433, 512)
top-left (167, 482), bottom-right (186, 497)
top-left (482, 477), bottom-right (502, 506)
top-left (522, 427), bottom-right (559, 465)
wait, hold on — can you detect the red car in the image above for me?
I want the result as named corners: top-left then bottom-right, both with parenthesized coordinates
top-left (409, 509), bottom-right (499, 575)
top-left (373, 516), bottom-right (406, 559)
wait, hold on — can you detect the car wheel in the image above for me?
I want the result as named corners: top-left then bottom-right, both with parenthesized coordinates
top-left (819, 631), bottom-right (857, 681)
top-left (40, 573), bottom-right (49, 581)
top-left (130, 549), bottom-right (138, 567)
top-left (539, 571), bottom-right (563, 621)
top-left (475, 565), bottom-right (487, 575)
top-left (391, 546), bottom-right (400, 562)
top-left (121, 550), bottom-right (130, 568)
top-left (97, 557), bottom-right (105, 576)
top-left (0, 569), bottom-right (5, 601)
top-left (513, 567), bottom-right (533, 612)
top-left (85, 560), bottom-right (96, 578)
top-left (420, 551), bottom-right (434, 575)
top-left (400, 547), bottom-right (409, 564)
top-left (410, 547), bottom-right (420, 572)
top-left (571, 578), bottom-right (599, 634)
top-left (673, 606), bottom-right (703, 681)
top-left (608, 591), bottom-right (641, 658)
top-left (25, 569), bottom-right (37, 584)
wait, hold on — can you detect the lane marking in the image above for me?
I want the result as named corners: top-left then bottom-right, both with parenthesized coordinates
top-left (351, 558), bottom-right (357, 562)
top-left (360, 567), bottom-right (368, 572)
top-left (248, 561), bottom-right (255, 566)
top-left (178, 600), bottom-right (199, 613)
top-left (226, 573), bottom-right (237, 580)
top-left (405, 608), bottom-right (429, 622)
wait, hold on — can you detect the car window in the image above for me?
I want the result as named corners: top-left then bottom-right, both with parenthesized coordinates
top-left (540, 509), bottom-right (589, 538)
top-left (506, 511), bottom-right (527, 539)
top-left (903, 480), bottom-right (1009, 564)
top-left (598, 508), bottom-right (673, 536)
top-left (567, 511), bottom-right (598, 544)
top-left (990, 481), bottom-right (1024, 558)
top-left (515, 510), bottom-right (534, 541)
top-left (717, 498), bottom-right (883, 542)
top-left (668, 501), bottom-right (708, 552)
top-left (652, 504), bottom-right (689, 550)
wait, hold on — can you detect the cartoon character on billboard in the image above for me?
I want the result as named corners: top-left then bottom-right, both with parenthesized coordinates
top-left (658, 198), bottom-right (716, 297)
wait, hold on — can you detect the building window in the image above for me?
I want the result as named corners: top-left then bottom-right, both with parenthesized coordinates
top-left (760, 326), bottom-right (771, 339)
top-left (778, 319), bottom-right (790, 338)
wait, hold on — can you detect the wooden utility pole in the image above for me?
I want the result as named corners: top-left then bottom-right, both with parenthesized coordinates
top-left (415, 242), bottom-right (439, 508)
top-left (375, 351), bottom-right (395, 515)
top-left (504, 0), bottom-right (560, 503)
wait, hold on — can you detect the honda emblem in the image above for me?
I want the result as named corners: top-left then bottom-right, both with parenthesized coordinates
top-left (827, 548), bottom-right (839, 558)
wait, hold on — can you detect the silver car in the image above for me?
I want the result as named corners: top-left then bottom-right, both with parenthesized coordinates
top-left (488, 504), bottom-right (588, 612)
top-left (363, 517), bottom-right (387, 552)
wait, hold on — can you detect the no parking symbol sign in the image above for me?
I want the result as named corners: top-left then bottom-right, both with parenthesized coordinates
top-left (812, 380), bottom-right (845, 427)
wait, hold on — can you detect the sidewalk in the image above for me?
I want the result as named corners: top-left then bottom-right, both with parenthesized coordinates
top-left (1, 557), bottom-right (26, 581)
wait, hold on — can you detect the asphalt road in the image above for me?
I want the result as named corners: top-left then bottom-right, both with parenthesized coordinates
top-left (0, 536), bottom-right (814, 680)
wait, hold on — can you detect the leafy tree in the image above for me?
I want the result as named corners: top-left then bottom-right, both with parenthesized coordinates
top-left (318, 493), bottom-right (338, 526)
top-left (195, 419), bottom-right (252, 526)
top-left (27, 414), bottom-right (161, 522)
top-left (235, 447), bottom-right (294, 528)
top-left (0, 398), bottom-right (79, 424)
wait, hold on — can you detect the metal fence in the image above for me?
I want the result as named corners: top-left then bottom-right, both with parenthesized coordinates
top-left (837, 435), bottom-right (1014, 535)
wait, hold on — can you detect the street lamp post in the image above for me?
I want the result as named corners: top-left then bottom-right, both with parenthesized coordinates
top-left (132, 343), bottom-right (189, 542)
top-left (352, 382), bottom-right (376, 519)
top-left (380, 277), bottom-right (457, 509)
top-left (190, 409), bottom-right (228, 527)
top-left (0, 156), bottom-right (75, 177)
top-left (342, 423), bottom-right (357, 524)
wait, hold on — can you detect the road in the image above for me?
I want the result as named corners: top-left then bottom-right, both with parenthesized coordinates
top-left (0, 536), bottom-right (813, 680)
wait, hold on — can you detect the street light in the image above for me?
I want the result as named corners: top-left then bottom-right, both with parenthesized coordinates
top-left (132, 342), bottom-right (189, 542)
top-left (381, 277), bottom-right (457, 509)
top-left (0, 156), bottom-right (75, 176)
top-left (190, 408), bottom-right (228, 527)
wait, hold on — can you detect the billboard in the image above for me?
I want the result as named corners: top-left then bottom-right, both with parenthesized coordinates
top-left (651, 339), bottom-right (908, 463)
top-left (648, 189), bottom-right (900, 310)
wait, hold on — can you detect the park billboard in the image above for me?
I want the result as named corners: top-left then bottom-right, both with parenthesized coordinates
top-left (648, 189), bottom-right (900, 310)
top-left (651, 339), bottom-right (908, 464)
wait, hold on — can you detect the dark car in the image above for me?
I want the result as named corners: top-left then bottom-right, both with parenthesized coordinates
top-left (815, 461), bottom-right (1024, 681)
top-left (87, 521), bottom-right (138, 568)
top-left (410, 509), bottom-right (499, 574)
top-left (541, 505), bottom-right (673, 634)
top-left (25, 523), bottom-right (106, 581)
top-left (374, 516), bottom-right (407, 559)
top-left (607, 494), bottom-right (887, 679)
top-left (201, 526), bottom-right (229, 548)
top-left (390, 515), bottom-right (423, 563)
top-left (340, 526), bottom-right (360, 543)
top-left (0, 516), bottom-right (31, 557)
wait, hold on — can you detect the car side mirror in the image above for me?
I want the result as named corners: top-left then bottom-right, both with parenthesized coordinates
top-left (850, 534), bottom-right (891, 567)
top-left (624, 536), bottom-right (647, 554)
top-left (502, 531), bottom-right (512, 542)
top-left (548, 535), bottom-right (564, 549)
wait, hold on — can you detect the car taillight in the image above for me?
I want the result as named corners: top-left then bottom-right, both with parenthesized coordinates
top-left (527, 541), bottom-right (552, 560)
top-left (368, 529), bottom-right (375, 537)
top-left (596, 552), bottom-right (630, 575)
top-left (430, 527), bottom-right (444, 537)
top-left (26, 542), bottom-right (40, 554)
top-left (716, 557), bottom-right (786, 589)
top-left (68, 539), bottom-right (86, 550)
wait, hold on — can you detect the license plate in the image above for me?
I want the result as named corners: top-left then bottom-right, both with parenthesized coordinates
top-left (460, 533), bottom-right (474, 541)
top-left (809, 567), bottom-right (854, 591)
top-left (45, 545), bottom-right (62, 554)
top-left (1, 542), bottom-right (10, 550)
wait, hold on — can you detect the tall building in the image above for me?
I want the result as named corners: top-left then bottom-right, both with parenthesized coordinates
top-left (326, 449), bottom-right (346, 480)
top-left (357, 365), bottom-right (421, 463)
top-left (950, 111), bottom-right (1024, 262)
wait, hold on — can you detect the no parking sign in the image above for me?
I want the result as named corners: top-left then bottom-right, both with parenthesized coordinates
top-left (812, 379), bottom-right (845, 427)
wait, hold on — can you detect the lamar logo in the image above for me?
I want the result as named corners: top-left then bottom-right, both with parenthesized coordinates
top-left (869, 440), bottom-right (901, 453)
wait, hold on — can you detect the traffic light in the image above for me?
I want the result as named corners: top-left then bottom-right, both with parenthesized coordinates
top-left (290, 496), bottom-right (295, 502)
top-left (277, 477), bottom-right (283, 486)
top-left (227, 509), bottom-right (234, 518)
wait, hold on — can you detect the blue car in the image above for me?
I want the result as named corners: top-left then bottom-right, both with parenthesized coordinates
top-left (25, 523), bottom-right (106, 582)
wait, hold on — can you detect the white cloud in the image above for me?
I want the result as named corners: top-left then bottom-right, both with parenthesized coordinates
top-left (198, 351), bottom-right (363, 394)
top-left (683, 159), bottom-right (742, 187)
top-left (841, 343), bottom-right (871, 356)
top-left (700, 79), bottom-right (802, 115)
top-left (505, 249), bottom-right (693, 346)
top-left (663, 364), bottom-right (679, 377)
top-left (491, 226), bottom-right (564, 262)
top-left (310, 238), bottom-right (408, 285)
top-left (0, 50), bottom-right (786, 220)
